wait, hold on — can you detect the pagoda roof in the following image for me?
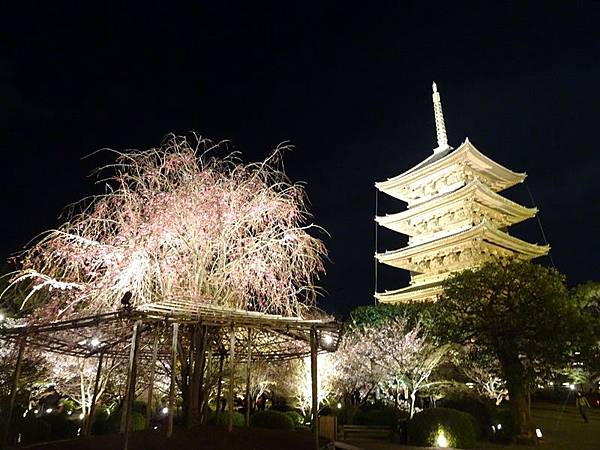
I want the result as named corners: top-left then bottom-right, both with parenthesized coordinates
top-left (375, 138), bottom-right (526, 201)
top-left (376, 179), bottom-right (538, 235)
top-left (375, 281), bottom-right (443, 303)
top-left (375, 222), bottom-right (549, 270)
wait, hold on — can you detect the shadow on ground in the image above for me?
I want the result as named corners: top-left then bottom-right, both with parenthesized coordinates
top-left (20, 425), bottom-right (327, 450)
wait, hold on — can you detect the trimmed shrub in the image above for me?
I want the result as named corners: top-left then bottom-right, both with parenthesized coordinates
top-left (441, 397), bottom-right (495, 439)
top-left (490, 409), bottom-right (516, 444)
top-left (284, 411), bottom-right (304, 428)
top-left (132, 400), bottom-right (147, 415)
top-left (408, 407), bottom-right (477, 449)
top-left (351, 408), bottom-right (366, 425)
top-left (364, 407), bottom-right (406, 429)
top-left (103, 408), bottom-right (145, 433)
top-left (334, 406), bottom-right (359, 425)
top-left (250, 410), bottom-right (294, 430)
top-left (40, 413), bottom-right (79, 439)
top-left (131, 411), bottom-right (146, 431)
top-left (91, 406), bottom-right (112, 435)
top-left (15, 417), bottom-right (52, 444)
top-left (212, 411), bottom-right (245, 427)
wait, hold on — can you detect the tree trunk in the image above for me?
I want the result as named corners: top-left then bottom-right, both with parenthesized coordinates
top-left (502, 357), bottom-right (535, 445)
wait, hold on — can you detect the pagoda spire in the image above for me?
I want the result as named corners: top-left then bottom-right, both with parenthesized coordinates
top-left (432, 82), bottom-right (451, 153)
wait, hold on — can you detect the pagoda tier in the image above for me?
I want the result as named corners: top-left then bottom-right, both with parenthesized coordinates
top-left (375, 222), bottom-right (549, 276)
top-left (376, 179), bottom-right (537, 243)
top-left (374, 84), bottom-right (550, 304)
top-left (375, 281), bottom-right (443, 304)
top-left (375, 139), bottom-right (526, 207)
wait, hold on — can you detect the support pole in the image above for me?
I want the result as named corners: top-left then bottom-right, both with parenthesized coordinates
top-left (122, 320), bottom-right (142, 450)
top-left (201, 336), bottom-right (212, 424)
top-left (167, 323), bottom-right (179, 438)
top-left (185, 326), bottom-right (197, 429)
top-left (228, 325), bottom-right (235, 432)
top-left (244, 328), bottom-right (252, 427)
top-left (145, 332), bottom-right (159, 429)
top-left (310, 328), bottom-right (319, 450)
top-left (216, 352), bottom-right (224, 412)
top-left (1, 336), bottom-right (26, 449)
top-left (85, 352), bottom-right (104, 436)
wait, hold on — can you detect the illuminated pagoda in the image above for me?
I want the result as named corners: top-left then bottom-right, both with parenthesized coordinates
top-left (374, 83), bottom-right (549, 304)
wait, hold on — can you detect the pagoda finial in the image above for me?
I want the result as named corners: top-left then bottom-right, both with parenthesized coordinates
top-left (432, 81), bottom-right (450, 153)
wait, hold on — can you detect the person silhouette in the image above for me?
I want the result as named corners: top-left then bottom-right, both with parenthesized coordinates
top-left (576, 391), bottom-right (591, 423)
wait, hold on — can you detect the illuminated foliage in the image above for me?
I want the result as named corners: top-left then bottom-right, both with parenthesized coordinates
top-left (6, 135), bottom-right (326, 319)
top-left (333, 316), bottom-right (450, 418)
top-left (433, 259), bottom-right (583, 444)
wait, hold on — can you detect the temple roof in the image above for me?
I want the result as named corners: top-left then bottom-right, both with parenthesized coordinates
top-left (375, 139), bottom-right (526, 202)
top-left (375, 281), bottom-right (443, 303)
top-left (376, 179), bottom-right (538, 235)
top-left (375, 222), bottom-right (549, 270)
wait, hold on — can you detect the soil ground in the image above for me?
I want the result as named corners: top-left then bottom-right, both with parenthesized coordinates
top-left (20, 425), bottom-right (327, 450)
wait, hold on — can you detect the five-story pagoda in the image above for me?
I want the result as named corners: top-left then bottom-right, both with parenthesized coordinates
top-left (375, 83), bottom-right (549, 304)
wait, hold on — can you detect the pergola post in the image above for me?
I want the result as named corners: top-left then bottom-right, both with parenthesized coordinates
top-left (228, 325), bottom-right (235, 432)
top-left (167, 322), bottom-right (179, 438)
top-left (216, 352), bottom-right (224, 412)
top-left (145, 332), bottom-right (159, 429)
top-left (1, 336), bottom-right (26, 449)
top-left (85, 352), bottom-right (104, 436)
top-left (122, 320), bottom-right (142, 450)
top-left (244, 328), bottom-right (252, 427)
top-left (310, 327), bottom-right (319, 450)
top-left (200, 329), bottom-right (212, 424)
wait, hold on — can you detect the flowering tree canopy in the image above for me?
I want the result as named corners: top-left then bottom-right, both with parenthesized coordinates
top-left (334, 316), bottom-right (450, 418)
top-left (6, 135), bottom-right (326, 320)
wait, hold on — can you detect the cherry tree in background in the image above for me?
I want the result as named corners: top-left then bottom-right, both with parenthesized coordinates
top-left (5, 135), bottom-right (326, 320)
top-left (335, 317), bottom-right (451, 418)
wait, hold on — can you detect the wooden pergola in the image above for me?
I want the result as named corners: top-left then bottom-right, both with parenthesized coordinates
top-left (0, 301), bottom-right (341, 450)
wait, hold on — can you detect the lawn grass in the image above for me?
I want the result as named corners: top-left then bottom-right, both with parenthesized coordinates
top-left (478, 402), bottom-right (599, 450)
top-left (343, 402), bottom-right (600, 450)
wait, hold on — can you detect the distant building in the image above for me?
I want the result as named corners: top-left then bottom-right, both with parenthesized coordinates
top-left (374, 83), bottom-right (549, 304)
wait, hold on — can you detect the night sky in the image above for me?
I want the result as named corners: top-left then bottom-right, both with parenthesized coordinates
top-left (2, 2), bottom-right (599, 318)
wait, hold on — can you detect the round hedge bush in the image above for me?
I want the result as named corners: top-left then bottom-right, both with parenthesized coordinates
top-left (364, 406), bottom-right (406, 429)
top-left (212, 411), bottom-right (245, 427)
top-left (408, 407), bottom-right (477, 449)
top-left (15, 417), bottom-right (52, 444)
top-left (250, 410), bottom-right (294, 430)
top-left (489, 409), bottom-right (516, 443)
top-left (283, 411), bottom-right (304, 428)
top-left (441, 397), bottom-right (496, 439)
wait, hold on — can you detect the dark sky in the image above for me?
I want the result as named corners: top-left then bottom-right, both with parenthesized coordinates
top-left (2, 2), bottom-right (599, 318)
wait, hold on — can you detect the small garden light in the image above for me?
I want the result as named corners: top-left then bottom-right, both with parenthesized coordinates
top-left (46, 408), bottom-right (53, 414)
top-left (436, 431), bottom-right (449, 448)
top-left (535, 428), bottom-right (543, 439)
top-left (161, 407), bottom-right (169, 415)
top-left (497, 423), bottom-right (502, 430)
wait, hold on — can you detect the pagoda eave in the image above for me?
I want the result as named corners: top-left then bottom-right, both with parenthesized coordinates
top-left (375, 224), bottom-right (549, 271)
